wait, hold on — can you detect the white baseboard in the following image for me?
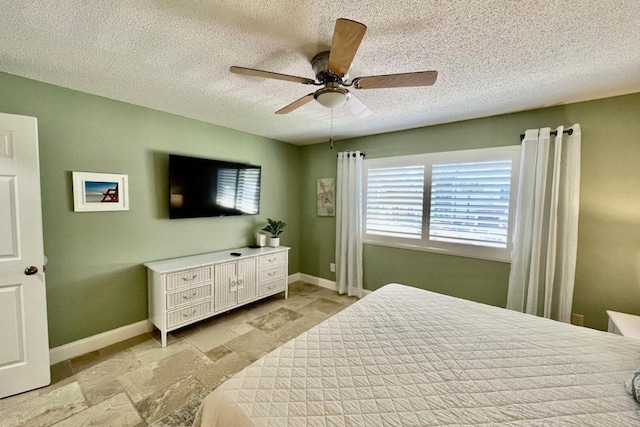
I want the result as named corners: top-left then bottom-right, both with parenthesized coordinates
top-left (297, 273), bottom-right (373, 296)
top-left (288, 273), bottom-right (301, 284)
top-left (49, 272), bottom-right (370, 365)
top-left (49, 320), bottom-right (149, 365)
top-left (298, 273), bottom-right (337, 291)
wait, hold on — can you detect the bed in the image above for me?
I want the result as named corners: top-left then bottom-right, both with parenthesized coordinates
top-left (193, 283), bottom-right (640, 426)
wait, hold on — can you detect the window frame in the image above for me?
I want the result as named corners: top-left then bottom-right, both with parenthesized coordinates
top-left (363, 146), bottom-right (521, 263)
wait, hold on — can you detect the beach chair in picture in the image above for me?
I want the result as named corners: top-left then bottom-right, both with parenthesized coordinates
top-left (101, 183), bottom-right (119, 202)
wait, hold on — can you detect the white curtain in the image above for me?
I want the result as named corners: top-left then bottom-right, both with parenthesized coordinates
top-left (507, 124), bottom-right (581, 322)
top-left (336, 151), bottom-right (363, 297)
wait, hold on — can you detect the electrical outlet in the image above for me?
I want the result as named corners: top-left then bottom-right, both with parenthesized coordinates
top-left (571, 313), bottom-right (584, 326)
top-left (330, 263), bottom-right (336, 273)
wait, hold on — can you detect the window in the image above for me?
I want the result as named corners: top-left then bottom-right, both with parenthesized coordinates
top-left (366, 165), bottom-right (424, 239)
top-left (364, 146), bottom-right (521, 262)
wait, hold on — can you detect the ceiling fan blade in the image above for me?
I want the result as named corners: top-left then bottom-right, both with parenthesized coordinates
top-left (352, 71), bottom-right (438, 89)
top-left (328, 19), bottom-right (367, 75)
top-left (345, 92), bottom-right (373, 119)
top-left (275, 93), bottom-right (315, 114)
top-left (230, 66), bottom-right (316, 85)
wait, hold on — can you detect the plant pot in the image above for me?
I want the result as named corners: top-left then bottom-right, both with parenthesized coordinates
top-left (269, 237), bottom-right (280, 248)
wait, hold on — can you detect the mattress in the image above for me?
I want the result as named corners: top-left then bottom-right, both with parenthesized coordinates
top-left (193, 283), bottom-right (640, 426)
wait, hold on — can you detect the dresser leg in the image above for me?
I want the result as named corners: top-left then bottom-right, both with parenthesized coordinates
top-left (161, 331), bottom-right (167, 348)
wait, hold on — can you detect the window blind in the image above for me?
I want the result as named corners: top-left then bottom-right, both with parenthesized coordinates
top-left (366, 165), bottom-right (425, 239)
top-left (428, 160), bottom-right (512, 248)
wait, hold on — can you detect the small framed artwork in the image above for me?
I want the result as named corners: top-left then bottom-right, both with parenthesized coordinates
top-left (317, 177), bottom-right (335, 216)
top-left (72, 172), bottom-right (129, 212)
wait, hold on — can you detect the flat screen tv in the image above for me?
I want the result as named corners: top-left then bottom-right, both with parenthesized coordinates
top-left (169, 154), bottom-right (261, 219)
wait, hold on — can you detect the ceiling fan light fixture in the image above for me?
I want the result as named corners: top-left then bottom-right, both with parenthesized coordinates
top-left (314, 87), bottom-right (350, 108)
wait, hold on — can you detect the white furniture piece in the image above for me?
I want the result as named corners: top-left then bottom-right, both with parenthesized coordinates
top-left (145, 246), bottom-right (289, 347)
top-left (607, 310), bottom-right (640, 339)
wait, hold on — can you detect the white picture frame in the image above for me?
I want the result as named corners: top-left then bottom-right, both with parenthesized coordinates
top-left (72, 172), bottom-right (129, 212)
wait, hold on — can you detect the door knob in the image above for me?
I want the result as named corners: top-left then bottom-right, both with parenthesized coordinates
top-left (24, 266), bottom-right (38, 275)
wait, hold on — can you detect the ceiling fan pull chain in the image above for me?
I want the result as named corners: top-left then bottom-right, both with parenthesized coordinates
top-left (330, 107), bottom-right (334, 150)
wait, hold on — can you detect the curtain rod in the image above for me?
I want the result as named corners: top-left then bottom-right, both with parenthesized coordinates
top-left (336, 152), bottom-right (366, 158)
top-left (520, 128), bottom-right (573, 141)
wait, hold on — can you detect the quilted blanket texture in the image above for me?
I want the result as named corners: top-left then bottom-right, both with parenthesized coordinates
top-left (193, 284), bottom-right (640, 426)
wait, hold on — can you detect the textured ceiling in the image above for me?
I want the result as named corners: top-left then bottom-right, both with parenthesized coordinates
top-left (0, 1), bottom-right (639, 145)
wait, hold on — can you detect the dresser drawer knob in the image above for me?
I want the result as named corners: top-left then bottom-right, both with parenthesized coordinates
top-left (183, 308), bottom-right (198, 317)
top-left (182, 291), bottom-right (198, 300)
top-left (183, 274), bottom-right (197, 281)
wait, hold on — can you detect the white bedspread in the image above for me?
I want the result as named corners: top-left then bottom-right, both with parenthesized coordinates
top-left (193, 283), bottom-right (640, 426)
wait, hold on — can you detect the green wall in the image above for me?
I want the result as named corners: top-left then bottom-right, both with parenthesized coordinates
top-left (300, 93), bottom-right (640, 331)
top-left (0, 72), bottom-right (301, 348)
top-left (1, 70), bottom-right (637, 346)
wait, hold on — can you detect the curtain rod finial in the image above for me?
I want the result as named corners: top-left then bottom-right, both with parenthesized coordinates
top-left (520, 127), bottom-right (574, 141)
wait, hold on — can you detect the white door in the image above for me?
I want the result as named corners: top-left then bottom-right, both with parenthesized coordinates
top-left (0, 113), bottom-right (50, 398)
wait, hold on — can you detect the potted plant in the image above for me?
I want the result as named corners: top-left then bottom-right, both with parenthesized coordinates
top-left (262, 218), bottom-right (286, 248)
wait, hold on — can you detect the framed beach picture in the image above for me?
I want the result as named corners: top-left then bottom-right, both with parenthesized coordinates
top-left (72, 172), bottom-right (129, 212)
top-left (317, 177), bottom-right (335, 216)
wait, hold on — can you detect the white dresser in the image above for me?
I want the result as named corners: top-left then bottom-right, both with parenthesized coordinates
top-left (145, 246), bottom-right (289, 347)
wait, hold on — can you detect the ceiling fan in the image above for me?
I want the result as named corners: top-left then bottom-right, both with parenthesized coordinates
top-left (230, 18), bottom-right (438, 118)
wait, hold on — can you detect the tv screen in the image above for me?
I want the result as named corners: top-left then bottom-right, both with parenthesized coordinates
top-left (169, 154), bottom-right (261, 219)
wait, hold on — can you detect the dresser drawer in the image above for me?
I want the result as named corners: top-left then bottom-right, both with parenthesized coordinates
top-left (258, 252), bottom-right (285, 269)
top-left (258, 278), bottom-right (286, 296)
top-left (166, 283), bottom-right (212, 309)
top-left (167, 300), bottom-right (212, 328)
top-left (259, 265), bottom-right (285, 282)
top-left (166, 267), bottom-right (211, 290)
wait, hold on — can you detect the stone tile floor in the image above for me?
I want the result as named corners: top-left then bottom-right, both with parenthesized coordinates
top-left (0, 282), bottom-right (358, 427)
